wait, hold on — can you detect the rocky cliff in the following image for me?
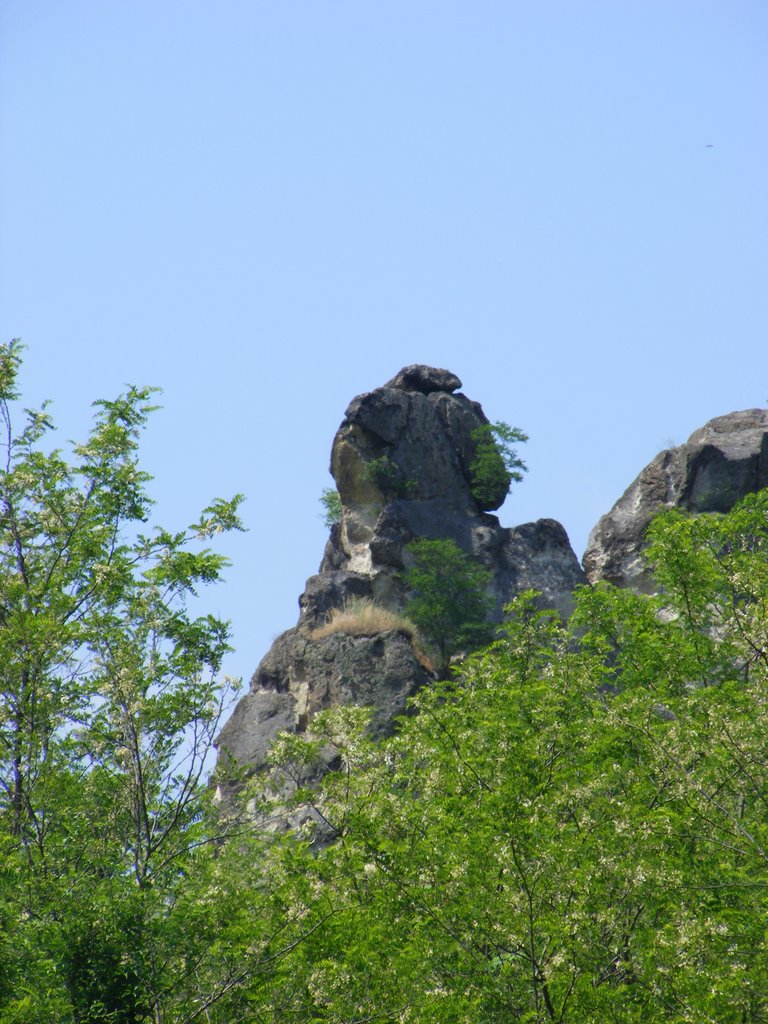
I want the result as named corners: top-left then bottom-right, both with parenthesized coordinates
top-left (216, 366), bottom-right (585, 778)
top-left (216, 370), bottom-right (768, 787)
top-left (584, 409), bottom-right (768, 591)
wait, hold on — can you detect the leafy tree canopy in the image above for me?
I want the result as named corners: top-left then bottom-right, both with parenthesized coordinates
top-left (0, 340), bottom-right (266, 1022)
top-left (402, 537), bottom-right (494, 676)
top-left (469, 420), bottom-right (528, 508)
top-left (6, 334), bottom-right (768, 1023)
top-left (263, 490), bottom-right (768, 1022)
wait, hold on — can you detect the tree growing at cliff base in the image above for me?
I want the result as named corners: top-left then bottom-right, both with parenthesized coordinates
top-left (402, 537), bottom-right (493, 676)
top-left (260, 490), bottom-right (768, 1022)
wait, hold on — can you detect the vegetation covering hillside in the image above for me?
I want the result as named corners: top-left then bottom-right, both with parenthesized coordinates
top-left (2, 341), bottom-right (768, 1022)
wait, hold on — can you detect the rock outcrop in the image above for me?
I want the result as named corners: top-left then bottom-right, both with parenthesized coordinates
top-left (584, 409), bottom-right (768, 590)
top-left (216, 366), bottom-right (585, 778)
top-left (217, 374), bottom-right (768, 790)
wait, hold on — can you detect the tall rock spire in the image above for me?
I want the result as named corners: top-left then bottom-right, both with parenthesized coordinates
top-left (216, 366), bottom-right (585, 784)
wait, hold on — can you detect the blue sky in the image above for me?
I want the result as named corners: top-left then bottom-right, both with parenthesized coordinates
top-left (1, 1), bottom-right (766, 685)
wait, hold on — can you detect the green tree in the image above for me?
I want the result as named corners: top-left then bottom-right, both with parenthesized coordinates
top-left (402, 537), bottom-right (493, 677)
top-left (0, 340), bottom-right (257, 1021)
top-left (319, 486), bottom-right (341, 527)
top-left (258, 491), bottom-right (768, 1022)
top-left (469, 420), bottom-right (528, 509)
top-left (12, 327), bottom-right (768, 1022)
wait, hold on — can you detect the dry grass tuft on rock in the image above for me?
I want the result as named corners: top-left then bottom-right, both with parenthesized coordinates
top-left (310, 599), bottom-right (435, 674)
top-left (311, 598), bottom-right (419, 641)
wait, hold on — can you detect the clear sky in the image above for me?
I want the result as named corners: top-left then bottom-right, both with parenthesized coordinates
top-left (1, 1), bottom-right (766, 687)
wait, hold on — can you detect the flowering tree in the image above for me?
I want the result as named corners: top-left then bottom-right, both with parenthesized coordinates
top-left (261, 492), bottom-right (768, 1022)
top-left (6, 334), bottom-right (768, 1021)
top-left (0, 340), bottom-right (257, 1021)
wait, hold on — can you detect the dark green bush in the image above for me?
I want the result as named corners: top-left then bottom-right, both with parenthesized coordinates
top-left (469, 421), bottom-right (528, 508)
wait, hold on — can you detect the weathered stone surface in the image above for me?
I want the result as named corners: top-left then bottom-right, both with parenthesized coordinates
top-left (335, 390), bottom-right (481, 509)
top-left (584, 409), bottom-right (768, 590)
top-left (684, 411), bottom-right (768, 511)
top-left (216, 628), bottom-right (431, 777)
top-left (338, 499), bottom-right (585, 619)
top-left (216, 365), bottom-right (586, 782)
top-left (333, 372), bottom-right (516, 518)
top-left (293, 630), bottom-right (429, 737)
top-left (215, 689), bottom-right (296, 773)
top-left (432, 392), bottom-right (506, 506)
top-left (493, 519), bottom-right (588, 619)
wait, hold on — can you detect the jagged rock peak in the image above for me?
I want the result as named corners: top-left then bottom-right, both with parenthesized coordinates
top-left (584, 408), bottom-right (768, 591)
top-left (333, 364), bottom-right (504, 517)
top-left (321, 365), bottom-right (583, 618)
top-left (384, 364), bottom-right (462, 394)
top-left (216, 366), bottom-right (586, 785)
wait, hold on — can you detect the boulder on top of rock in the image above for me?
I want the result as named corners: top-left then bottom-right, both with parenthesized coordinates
top-left (583, 408), bottom-right (768, 591)
top-left (384, 364), bottom-right (462, 394)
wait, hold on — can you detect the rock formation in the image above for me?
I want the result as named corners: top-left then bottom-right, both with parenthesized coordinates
top-left (584, 409), bottom-right (768, 590)
top-left (216, 371), bottom-right (768, 794)
top-left (216, 365), bottom-right (585, 778)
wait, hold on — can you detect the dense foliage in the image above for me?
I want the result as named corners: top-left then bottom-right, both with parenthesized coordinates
top-left (4, 340), bottom-right (768, 1022)
top-left (264, 492), bottom-right (768, 1022)
top-left (469, 420), bottom-right (528, 508)
top-left (0, 341), bottom-right (254, 1022)
top-left (402, 537), bottom-right (494, 676)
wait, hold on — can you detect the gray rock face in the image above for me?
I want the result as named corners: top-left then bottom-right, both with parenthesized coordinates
top-left (216, 366), bottom-right (585, 780)
top-left (216, 628), bottom-right (429, 774)
top-left (333, 383), bottom-right (497, 512)
top-left (215, 689), bottom-right (297, 774)
top-left (584, 409), bottom-right (768, 590)
top-left (324, 368), bottom-right (585, 614)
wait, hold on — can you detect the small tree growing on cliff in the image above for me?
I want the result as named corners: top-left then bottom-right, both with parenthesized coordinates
top-left (320, 486), bottom-right (342, 526)
top-left (469, 421), bottom-right (528, 508)
top-left (402, 538), bottom-right (494, 676)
